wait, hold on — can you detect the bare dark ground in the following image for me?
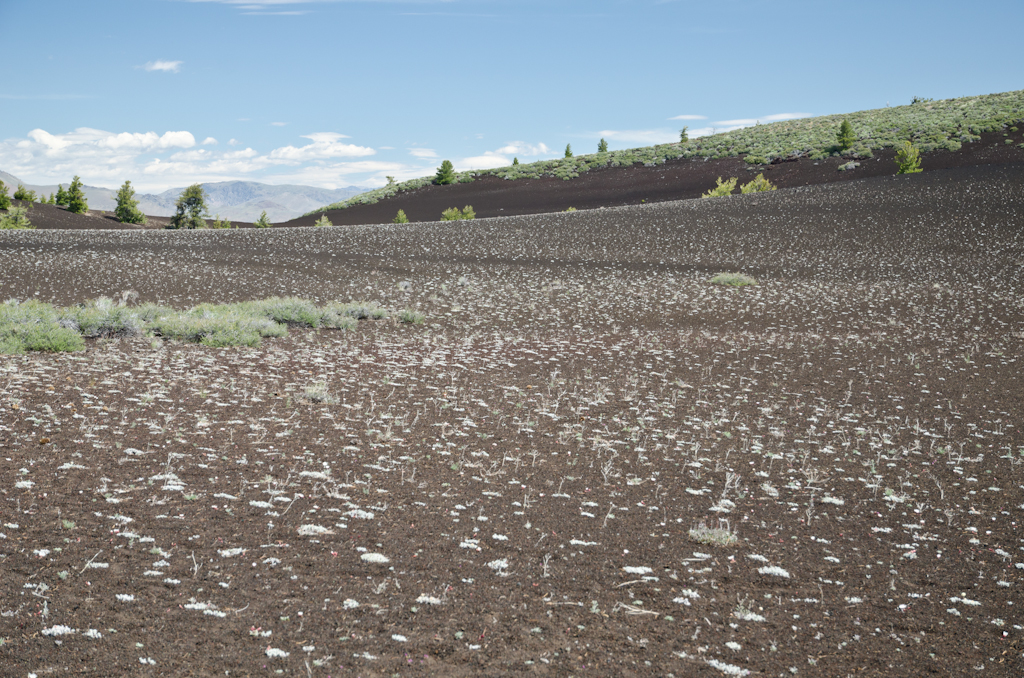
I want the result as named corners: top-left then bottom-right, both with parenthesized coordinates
top-left (0, 164), bottom-right (1023, 677)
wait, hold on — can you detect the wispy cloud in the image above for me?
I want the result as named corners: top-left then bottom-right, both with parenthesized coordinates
top-left (597, 129), bottom-right (680, 145)
top-left (142, 60), bottom-right (183, 73)
top-left (408, 148), bottom-right (438, 159)
top-left (270, 122), bottom-right (288, 127)
top-left (668, 114), bottom-right (707, 121)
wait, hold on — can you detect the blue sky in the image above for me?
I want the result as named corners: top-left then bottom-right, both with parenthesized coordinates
top-left (1, 0), bottom-right (1021, 193)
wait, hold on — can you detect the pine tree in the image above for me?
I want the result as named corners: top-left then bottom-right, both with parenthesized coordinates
top-left (836, 120), bottom-right (856, 151)
top-left (65, 176), bottom-right (89, 214)
top-left (564, 144), bottom-right (573, 158)
top-left (313, 214), bottom-right (332, 227)
top-left (680, 126), bottom-right (689, 143)
top-left (54, 184), bottom-right (68, 207)
top-left (393, 209), bottom-right (409, 224)
top-left (0, 181), bottom-right (10, 210)
top-left (598, 138), bottom-right (609, 153)
top-left (13, 185), bottom-right (37, 202)
top-left (434, 160), bottom-right (456, 185)
top-left (254, 211), bottom-right (272, 228)
top-left (114, 180), bottom-right (147, 225)
top-left (512, 157), bottom-right (519, 165)
top-left (168, 184), bottom-right (208, 229)
top-left (895, 140), bottom-right (922, 174)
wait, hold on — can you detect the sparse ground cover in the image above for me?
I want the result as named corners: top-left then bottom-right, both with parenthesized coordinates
top-left (310, 89), bottom-right (1024, 216)
top-left (0, 164), bottom-right (1022, 676)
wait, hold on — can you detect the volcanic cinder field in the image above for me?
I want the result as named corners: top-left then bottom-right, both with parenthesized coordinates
top-left (1, 163), bottom-right (1023, 677)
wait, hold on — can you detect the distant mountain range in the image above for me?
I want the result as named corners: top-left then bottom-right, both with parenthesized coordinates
top-left (0, 171), bottom-right (366, 223)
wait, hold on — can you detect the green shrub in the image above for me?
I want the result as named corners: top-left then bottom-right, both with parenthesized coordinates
top-left (740, 173), bottom-right (776, 194)
top-left (209, 214), bottom-right (233, 229)
top-left (253, 211), bottom-right (272, 228)
top-left (114, 180), bottom-right (147, 225)
top-left (60, 299), bottom-right (144, 338)
top-left (167, 184), bottom-right (208, 229)
top-left (434, 160), bottom-right (456, 185)
top-left (398, 309), bottom-right (425, 324)
top-left (710, 272), bottom-right (757, 287)
top-left (598, 138), bottom-right (608, 153)
top-left (836, 119), bottom-right (856, 151)
top-left (0, 300), bottom-right (85, 354)
top-left (13, 185), bottom-right (37, 202)
top-left (895, 140), bottom-right (923, 174)
top-left (702, 176), bottom-right (738, 198)
top-left (564, 206), bottom-right (577, 212)
top-left (564, 144), bottom-right (573, 158)
top-left (393, 209), bottom-right (409, 224)
top-left (441, 205), bottom-right (475, 221)
top-left (0, 181), bottom-right (12, 210)
top-left (65, 176), bottom-right (89, 214)
top-left (0, 206), bottom-right (33, 230)
top-left (313, 214), bottom-right (332, 227)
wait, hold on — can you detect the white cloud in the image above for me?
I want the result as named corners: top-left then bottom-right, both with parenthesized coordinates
top-left (268, 133), bottom-right (375, 162)
top-left (0, 126), bottom-right (384, 192)
top-left (453, 140), bottom-right (555, 172)
top-left (493, 141), bottom-right (551, 157)
top-left (270, 122), bottom-right (288, 127)
top-left (143, 60), bottom-right (183, 73)
top-left (228, 138), bottom-right (241, 146)
top-left (456, 153), bottom-right (511, 171)
top-left (597, 129), bottom-right (680, 145)
top-left (668, 114), bottom-right (707, 121)
top-left (408, 148), bottom-right (438, 159)
top-left (713, 112), bottom-right (810, 126)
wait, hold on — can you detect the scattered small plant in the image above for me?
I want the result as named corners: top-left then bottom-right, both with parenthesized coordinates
top-left (740, 173), bottom-right (776, 194)
top-left (209, 214), bottom-right (233, 229)
top-left (710, 272), bottom-right (757, 287)
top-left (688, 519), bottom-right (738, 546)
top-left (313, 214), bottom-right (332, 227)
top-left (441, 205), bottom-right (475, 221)
top-left (393, 209), bottom-right (409, 224)
top-left (253, 211), bottom-right (272, 228)
top-left (702, 176), bottom-right (738, 198)
top-left (398, 309), bottom-right (425, 324)
top-left (300, 382), bottom-right (337, 405)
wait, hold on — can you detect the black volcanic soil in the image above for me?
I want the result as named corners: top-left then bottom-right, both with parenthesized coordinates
top-left (282, 129), bottom-right (1024, 227)
top-left (0, 164), bottom-right (1023, 677)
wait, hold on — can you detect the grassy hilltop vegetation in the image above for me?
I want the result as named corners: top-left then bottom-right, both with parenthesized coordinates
top-left (309, 89), bottom-right (1024, 215)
